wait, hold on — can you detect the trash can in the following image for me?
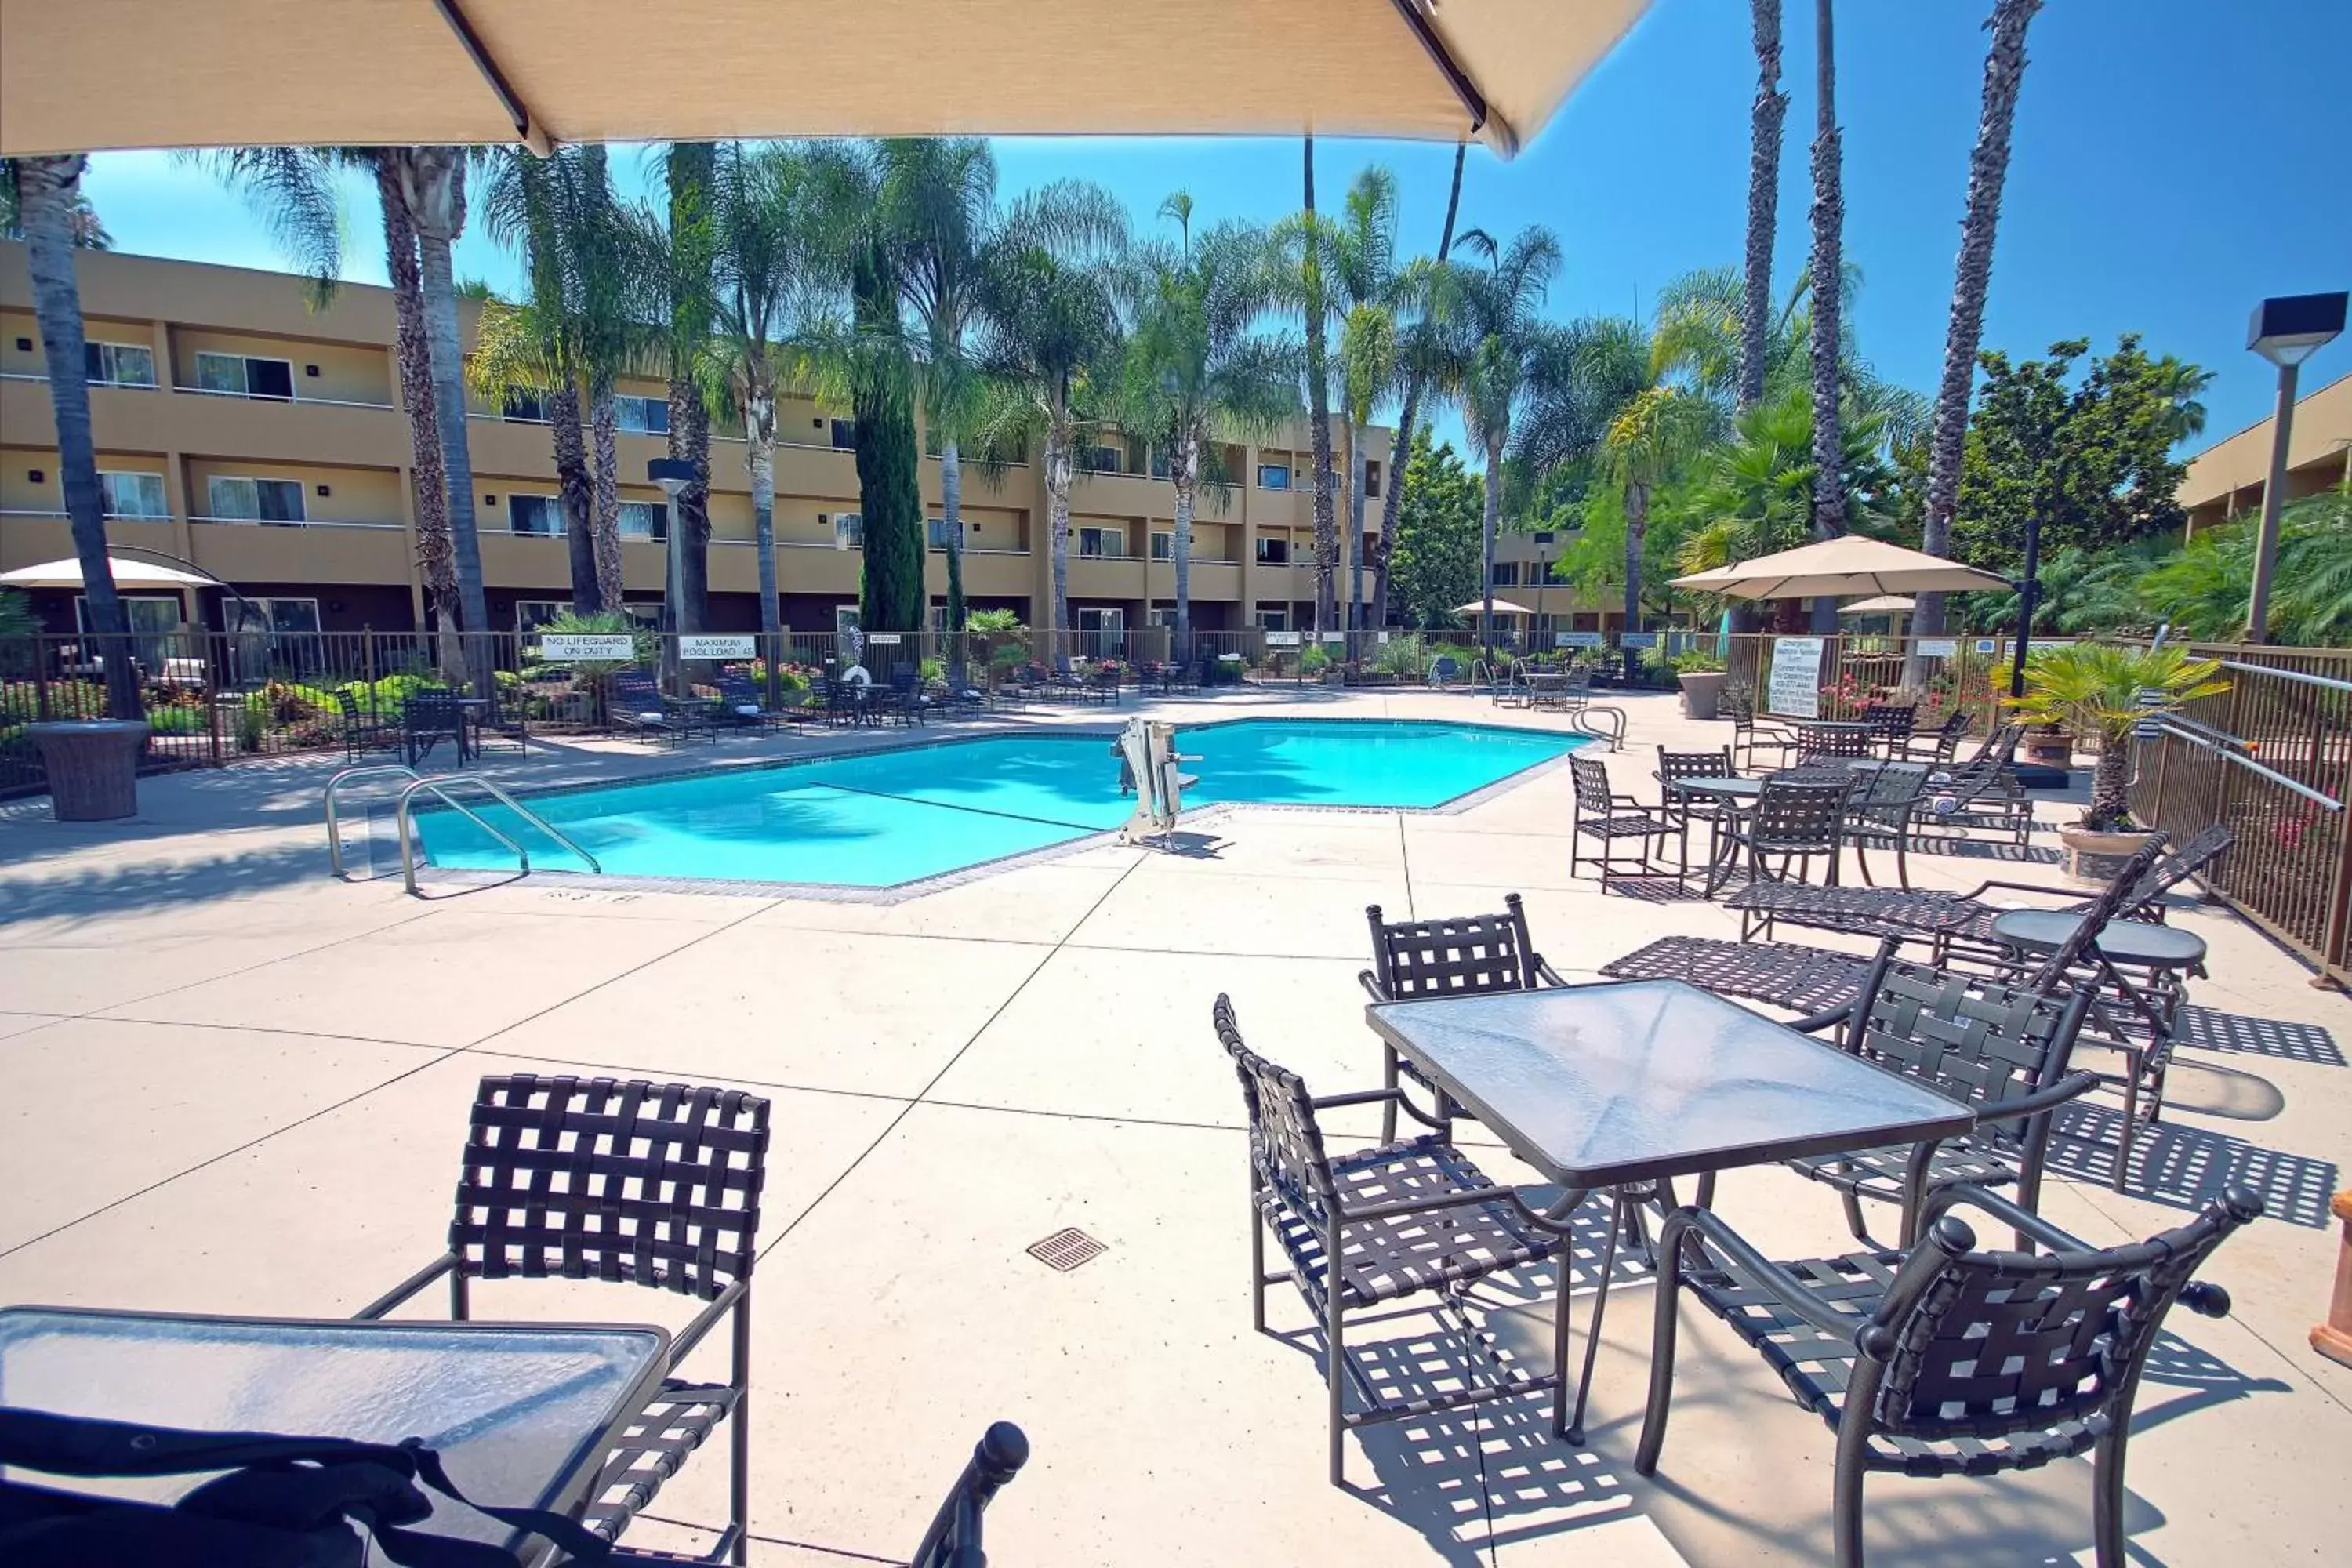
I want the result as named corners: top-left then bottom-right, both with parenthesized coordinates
top-left (27, 720), bottom-right (151, 822)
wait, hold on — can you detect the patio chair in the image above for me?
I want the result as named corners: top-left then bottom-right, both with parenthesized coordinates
top-left (1428, 655), bottom-right (1461, 688)
top-left (1634, 1181), bottom-right (2260, 1568)
top-left (1904, 708), bottom-right (1972, 765)
top-left (1798, 724), bottom-right (1875, 762)
top-left (1777, 942), bottom-right (2100, 1247)
top-left (1723, 774), bottom-right (1852, 890)
top-left (1841, 760), bottom-right (1930, 887)
top-left (1214, 994), bottom-right (1565, 1487)
top-left (1569, 754), bottom-right (1676, 892)
top-left (1859, 703), bottom-right (1916, 755)
top-left (1731, 707), bottom-right (1801, 771)
top-left (334, 688), bottom-right (401, 764)
top-left (401, 691), bottom-right (471, 768)
top-left (1654, 745), bottom-right (1737, 882)
top-left (714, 670), bottom-right (778, 730)
top-left (609, 670), bottom-right (694, 748)
top-left (906, 1422), bottom-right (1032, 1568)
top-left (887, 664), bottom-right (936, 726)
top-left (354, 1074), bottom-right (771, 1564)
top-left (1921, 724), bottom-right (2034, 847)
top-left (1359, 893), bottom-right (1566, 1141)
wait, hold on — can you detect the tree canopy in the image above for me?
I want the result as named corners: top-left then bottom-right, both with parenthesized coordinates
top-left (1386, 430), bottom-right (1483, 628)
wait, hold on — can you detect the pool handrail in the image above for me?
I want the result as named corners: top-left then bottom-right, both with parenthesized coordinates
top-left (394, 775), bottom-right (602, 896)
top-left (325, 763), bottom-right (423, 878)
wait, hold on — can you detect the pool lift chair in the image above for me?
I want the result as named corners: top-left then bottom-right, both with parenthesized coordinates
top-left (1118, 717), bottom-right (1200, 850)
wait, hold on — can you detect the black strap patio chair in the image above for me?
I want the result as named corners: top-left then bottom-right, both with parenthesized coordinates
top-left (1653, 745), bottom-right (1737, 881)
top-left (1921, 723), bottom-right (2034, 846)
top-left (401, 691), bottom-right (471, 768)
top-left (1731, 707), bottom-right (1801, 771)
top-left (1798, 724), bottom-right (1875, 762)
top-left (1634, 1182), bottom-right (2260, 1568)
top-left (1860, 703), bottom-right (1916, 753)
top-left (1841, 760), bottom-right (1930, 888)
top-left (905, 1422), bottom-right (1031, 1568)
top-left (609, 671), bottom-right (691, 747)
top-left (1215, 995), bottom-right (1566, 1487)
top-left (334, 688), bottom-right (401, 763)
top-left (1569, 754), bottom-right (1676, 892)
top-left (1904, 708), bottom-right (1973, 765)
top-left (355, 1074), bottom-right (770, 1563)
top-left (1777, 942), bottom-right (2100, 1247)
top-left (1359, 894), bottom-right (1566, 1141)
top-left (1725, 774), bottom-right (1852, 890)
top-left (713, 670), bottom-right (775, 729)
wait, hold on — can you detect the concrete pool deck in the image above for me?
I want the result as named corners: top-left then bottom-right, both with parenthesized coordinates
top-left (1, 688), bottom-right (2345, 1564)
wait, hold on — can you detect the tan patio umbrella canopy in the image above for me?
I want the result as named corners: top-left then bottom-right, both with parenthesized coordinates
top-left (1670, 537), bottom-right (2007, 601)
top-left (1454, 598), bottom-right (1537, 617)
top-left (0, 0), bottom-right (1652, 159)
top-left (0, 555), bottom-right (218, 590)
top-left (1838, 594), bottom-right (1916, 615)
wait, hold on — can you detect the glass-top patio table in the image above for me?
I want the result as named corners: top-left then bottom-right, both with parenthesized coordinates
top-left (0, 1305), bottom-right (669, 1563)
top-left (1364, 980), bottom-right (1973, 1441)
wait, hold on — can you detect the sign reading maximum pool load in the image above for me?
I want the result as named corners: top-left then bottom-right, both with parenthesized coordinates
top-left (411, 720), bottom-right (1581, 888)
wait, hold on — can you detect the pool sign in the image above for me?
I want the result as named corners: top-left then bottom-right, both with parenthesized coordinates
top-left (1766, 636), bottom-right (1825, 719)
top-left (1264, 630), bottom-right (1301, 647)
top-left (1618, 632), bottom-right (1657, 648)
top-left (537, 633), bottom-right (636, 660)
top-left (866, 632), bottom-right (902, 645)
top-left (1320, 631), bottom-right (1347, 644)
top-left (1974, 638), bottom-right (1998, 655)
top-left (678, 634), bottom-right (755, 659)
top-left (1554, 631), bottom-right (1603, 648)
top-left (1916, 637), bottom-right (1958, 657)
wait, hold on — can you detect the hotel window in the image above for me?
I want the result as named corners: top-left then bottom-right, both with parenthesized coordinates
top-left (1078, 526), bottom-right (1122, 558)
top-left (508, 495), bottom-right (563, 536)
top-left (1149, 448), bottom-right (1171, 480)
top-left (1254, 535), bottom-right (1289, 565)
top-left (227, 596), bottom-right (324, 664)
top-left (194, 350), bottom-right (294, 401)
top-left (1491, 563), bottom-right (1519, 586)
top-left (1257, 463), bottom-right (1291, 490)
top-left (516, 600), bottom-right (568, 632)
top-left (619, 501), bottom-right (662, 539)
top-left (615, 394), bottom-right (670, 434)
top-left (77, 594), bottom-right (182, 666)
top-left (1150, 531), bottom-right (1174, 561)
top-left (1084, 445), bottom-right (1123, 474)
top-left (1253, 605), bottom-right (1288, 632)
top-left (927, 517), bottom-right (975, 549)
top-left (207, 475), bottom-right (305, 524)
top-left (829, 418), bottom-right (858, 451)
top-left (84, 341), bottom-right (157, 387)
top-left (501, 387), bottom-right (552, 423)
top-left (832, 512), bottom-right (863, 549)
top-left (834, 603), bottom-right (862, 637)
top-left (928, 601), bottom-right (952, 636)
top-left (98, 471), bottom-right (168, 519)
top-left (1148, 604), bottom-right (1177, 629)
top-left (1363, 461), bottom-right (1381, 499)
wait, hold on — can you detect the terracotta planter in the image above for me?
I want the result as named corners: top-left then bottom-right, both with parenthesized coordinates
top-left (2316, 1190), bottom-right (2352, 1369)
top-left (1678, 670), bottom-right (1727, 721)
top-left (2059, 822), bottom-right (2157, 884)
top-left (2021, 724), bottom-right (2075, 768)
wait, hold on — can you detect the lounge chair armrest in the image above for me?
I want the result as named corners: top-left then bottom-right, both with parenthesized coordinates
top-left (1340, 1181), bottom-right (1528, 1224)
top-left (1310, 1087), bottom-right (1407, 1111)
top-left (666, 1277), bottom-right (749, 1363)
top-left (352, 1253), bottom-right (456, 1321)
top-left (1657, 1206), bottom-right (1866, 1341)
top-left (1788, 1000), bottom-right (1856, 1036)
top-left (1359, 969), bottom-right (1390, 1002)
top-left (1979, 1069), bottom-right (2102, 1127)
top-left (1532, 956), bottom-right (1570, 989)
top-left (1916, 1183), bottom-right (2096, 1255)
top-left (1956, 877), bottom-right (2081, 903)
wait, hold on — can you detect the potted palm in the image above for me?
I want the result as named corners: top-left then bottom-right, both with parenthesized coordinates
top-left (2005, 642), bottom-right (2229, 880)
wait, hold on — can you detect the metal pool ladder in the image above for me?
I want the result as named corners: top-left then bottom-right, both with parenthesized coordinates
top-left (325, 764), bottom-right (601, 894)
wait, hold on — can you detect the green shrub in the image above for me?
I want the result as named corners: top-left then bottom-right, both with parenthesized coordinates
top-left (146, 706), bottom-right (206, 735)
top-left (1369, 635), bottom-right (1426, 677)
top-left (1299, 644), bottom-right (1332, 676)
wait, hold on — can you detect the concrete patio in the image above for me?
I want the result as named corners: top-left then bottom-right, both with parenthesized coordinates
top-left (1, 688), bottom-right (2344, 1565)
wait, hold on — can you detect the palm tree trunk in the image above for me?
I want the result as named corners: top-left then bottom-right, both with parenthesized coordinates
top-left (374, 156), bottom-right (462, 678)
top-left (1301, 135), bottom-right (1338, 634)
top-left (549, 383), bottom-right (600, 614)
top-left (588, 376), bottom-right (624, 611)
top-left (2091, 740), bottom-right (2131, 829)
top-left (1344, 418), bottom-right (1364, 632)
top-left (746, 379), bottom-right (779, 637)
top-left (1045, 408), bottom-right (1073, 673)
top-left (1806, 0), bottom-right (1848, 546)
top-left (666, 141), bottom-right (716, 640)
top-left (941, 436), bottom-right (967, 691)
top-left (1915, 0), bottom-right (2042, 644)
top-left (1740, 0), bottom-right (1788, 415)
top-left (1623, 479), bottom-right (1651, 632)
top-left (403, 148), bottom-right (491, 690)
top-left (20, 155), bottom-right (139, 720)
top-left (1377, 139), bottom-right (1465, 595)
top-left (1480, 434), bottom-right (1504, 661)
top-left (1172, 428), bottom-right (1199, 656)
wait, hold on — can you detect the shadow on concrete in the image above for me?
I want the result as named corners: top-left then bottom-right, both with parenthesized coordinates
top-left (2048, 1102), bottom-right (2339, 1228)
top-left (0, 837), bottom-right (331, 930)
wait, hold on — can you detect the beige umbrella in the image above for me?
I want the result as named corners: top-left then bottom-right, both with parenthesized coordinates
top-left (1454, 598), bottom-right (1538, 618)
top-left (0, 555), bottom-right (218, 590)
top-left (1, 0), bottom-right (1651, 158)
top-left (1668, 537), bottom-right (2007, 601)
top-left (1838, 594), bottom-right (1916, 615)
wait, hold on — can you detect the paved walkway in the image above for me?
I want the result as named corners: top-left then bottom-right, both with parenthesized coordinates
top-left (1, 689), bottom-right (2344, 1563)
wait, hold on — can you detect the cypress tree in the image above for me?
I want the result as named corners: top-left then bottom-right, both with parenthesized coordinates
top-left (852, 239), bottom-right (926, 633)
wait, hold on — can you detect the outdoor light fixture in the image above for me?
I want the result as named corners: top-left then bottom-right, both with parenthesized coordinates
top-left (649, 457), bottom-right (695, 686)
top-left (2245, 291), bottom-right (2347, 642)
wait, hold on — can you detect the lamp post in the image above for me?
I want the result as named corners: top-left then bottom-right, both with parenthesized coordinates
top-left (2008, 510), bottom-right (2042, 700)
top-left (2244, 292), bottom-right (2347, 643)
top-left (649, 457), bottom-right (693, 692)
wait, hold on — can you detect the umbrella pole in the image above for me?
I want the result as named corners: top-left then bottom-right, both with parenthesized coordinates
top-left (2008, 510), bottom-right (2043, 699)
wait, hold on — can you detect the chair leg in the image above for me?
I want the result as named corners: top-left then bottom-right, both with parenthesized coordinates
top-left (1326, 1279), bottom-right (1348, 1487)
top-left (1380, 1047), bottom-right (1400, 1145)
top-left (1249, 1185), bottom-right (1268, 1334)
top-left (2113, 1069), bottom-right (2140, 1193)
top-left (1839, 1186), bottom-right (1872, 1247)
top-left (1831, 1422), bottom-right (1871, 1568)
top-left (729, 1295), bottom-right (752, 1566)
top-left (2092, 1424), bottom-right (2132, 1567)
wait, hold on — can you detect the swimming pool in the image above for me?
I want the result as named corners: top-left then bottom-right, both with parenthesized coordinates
top-left (411, 719), bottom-right (1582, 890)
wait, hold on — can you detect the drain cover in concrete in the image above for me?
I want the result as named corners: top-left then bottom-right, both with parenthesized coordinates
top-left (1027, 1228), bottom-right (1106, 1272)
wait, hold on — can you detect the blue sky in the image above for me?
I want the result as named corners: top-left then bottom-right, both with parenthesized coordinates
top-left (79, 0), bottom-right (2350, 461)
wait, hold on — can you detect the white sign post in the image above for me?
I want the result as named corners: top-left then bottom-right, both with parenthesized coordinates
top-left (1766, 636), bottom-right (1825, 719)
top-left (677, 634), bottom-right (756, 660)
top-left (1264, 630), bottom-right (1301, 648)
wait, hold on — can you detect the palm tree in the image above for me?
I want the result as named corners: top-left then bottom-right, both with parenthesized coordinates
top-left (14, 154), bottom-right (138, 718)
top-left (1805, 0), bottom-right (1848, 554)
top-left (1740, 0), bottom-right (1789, 414)
top-left (1915, 0), bottom-right (2045, 644)
top-left (572, 144), bottom-right (633, 615)
top-left (971, 181), bottom-right (1129, 670)
top-left (1, 160), bottom-right (112, 249)
top-left (1324, 168), bottom-right (1406, 630)
top-left (661, 142), bottom-right (720, 637)
top-left (873, 137), bottom-right (1000, 688)
top-left (394, 147), bottom-right (492, 688)
top-left (710, 140), bottom-right (824, 641)
top-left (1121, 200), bottom-right (1297, 653)
top-left (1374, 142), bottom-right (1468, 627)
top-left (1429, 224), bottom-right (1563, 659)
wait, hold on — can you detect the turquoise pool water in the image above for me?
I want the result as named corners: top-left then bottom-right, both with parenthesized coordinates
top-left (412, 720), bottom-right (1580, 888)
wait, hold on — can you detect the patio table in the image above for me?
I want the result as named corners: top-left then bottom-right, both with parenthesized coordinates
top-left (1664, 775), bottom-right (1758, 895)
top-left (1363, 981), bottom-right (1973, 1442)
top-left (0, 1304), bottom-right (668, 1565)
